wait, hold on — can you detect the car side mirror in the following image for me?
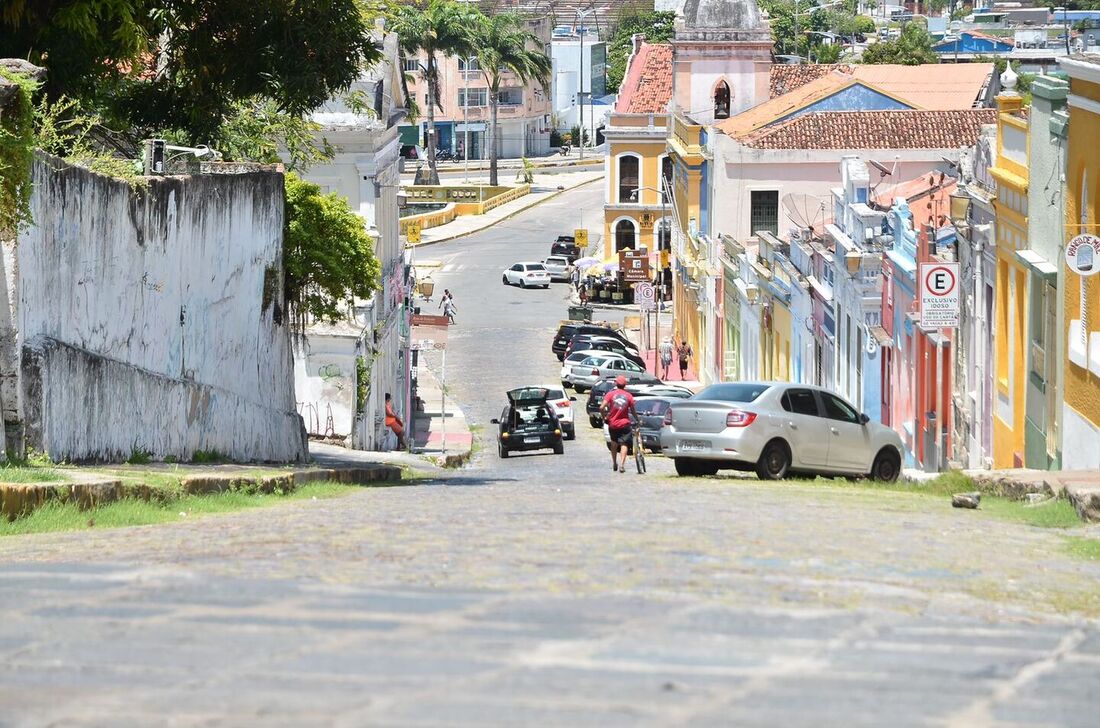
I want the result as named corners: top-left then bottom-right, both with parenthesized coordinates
top-left (490, 418), bottom-right (499, 424)
top-left (859, 413), bottom-right (870, 425)
top-left (569, 396), bottom-right (577, 401)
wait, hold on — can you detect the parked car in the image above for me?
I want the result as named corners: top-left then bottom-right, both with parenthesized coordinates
top-left (542, 255), bottom-right (572, 282)
top-left (533, 383), bottom-right (577, 439)
top-left (502, 262), bottom-right (551, 288)
top-left (564, 335), bottom-right (644, 368)
top-left (564, 332), bottom-right (640, 357)
top-left (551, 235), bottom-right (581, 261)
top-left (492, 387), bottom-right (565, 457)
top-left (660, 382), bottom-right (904, 481)
top-left (564, 353), bottom-right (659, 392)
top-left (586, 380), bottom-right (693, 427)
top-left (551, 322), bottom-right (630, 360)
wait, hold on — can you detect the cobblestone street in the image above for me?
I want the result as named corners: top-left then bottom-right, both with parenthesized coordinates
top-left (3, 185), bottom-right (1100, 726)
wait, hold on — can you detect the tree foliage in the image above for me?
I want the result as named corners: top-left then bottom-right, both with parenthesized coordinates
top-left (861, 22), bottom-right (938, 65)
top-left (606, 10), bottom-right (676, 93)
top-left (475, 12), bottom-right (551, 186)
top-left (283, 174), bottom-right (380, 327)
top-left (0, 0), bottom-right (379, 150)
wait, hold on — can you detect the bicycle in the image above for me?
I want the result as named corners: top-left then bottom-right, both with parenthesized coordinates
top-left (632, 423), bottom-right (646, 474)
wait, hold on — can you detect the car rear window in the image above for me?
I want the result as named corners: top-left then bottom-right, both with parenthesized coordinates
top-left (544, 388), bottom-right (565, 400)
top-left (528, 264), bottom-right (546, 271)
top-left (694, 383), bottom-right (770, 402)
top-left (635, 399), bottom-right (669, 415)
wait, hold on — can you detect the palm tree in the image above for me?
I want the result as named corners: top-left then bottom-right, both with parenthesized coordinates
top-left (475, 13), bottom-right (552, 187)
top-left (391, 0), bottom-right (479, 185)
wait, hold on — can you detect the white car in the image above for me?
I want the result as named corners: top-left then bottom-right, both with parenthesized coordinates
top-left (661, 382), bottom-right (905, 481)
top-left (563, 352), bottom-right (659, 392)
top-left (534, 383), bottom-right (576, 439)
top-left (502, 262), bottom-right (551, 288)
top-left (542, 256), bottom-right (572, 282)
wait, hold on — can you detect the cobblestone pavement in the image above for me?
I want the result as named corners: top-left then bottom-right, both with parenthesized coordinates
top-left (3, 185), bottom-right (1100, 726)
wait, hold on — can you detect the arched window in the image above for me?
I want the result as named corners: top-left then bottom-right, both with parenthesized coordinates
top-left (661, 155), bottom-right (673, 203)
top-left (615, 219), bottom-right (637, 252)
top-left (714, 80), bottom-right (731, 120)
top-left (618, 155), bottom-right (640, 203)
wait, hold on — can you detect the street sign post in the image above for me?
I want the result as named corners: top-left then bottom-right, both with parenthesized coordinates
top-left (619, 248), bottom-right (650, 283)
top-left (406, 221), bottom-right (422, 245)
top-left (634, 282), bottom-right (656, 311)
top-left (574, 228), bottom-right (588, 248)
top-left (919, 262), bottom-right (960, 329)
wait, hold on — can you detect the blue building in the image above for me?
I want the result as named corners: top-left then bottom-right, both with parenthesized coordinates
top-left (935, 31), bottom-right (1014, 56)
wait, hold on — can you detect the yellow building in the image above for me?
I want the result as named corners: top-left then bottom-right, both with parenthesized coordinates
top-left (666, 113), bottom-right (708, 376)
top-left (601, 43), bottom-right (673, 260)
top-left (990, 75), bottom-right (1030, 469)
top-left (1060, 54), bottom-right (1100, 470)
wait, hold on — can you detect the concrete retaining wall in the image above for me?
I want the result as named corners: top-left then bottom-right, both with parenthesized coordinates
top-left (12, 155), bottom-right (306, 462)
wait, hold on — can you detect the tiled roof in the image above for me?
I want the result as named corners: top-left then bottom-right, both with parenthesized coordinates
top-left (769, 64), bottom-right (853, 97)
top-left (850, 63), bottom-right (993, 109)
top-left (740, 109), bottom-right (998, 150)
top-left (720, 71), bottom-right (858, 137)
top-left (615, 43), bottom-right (673, 114)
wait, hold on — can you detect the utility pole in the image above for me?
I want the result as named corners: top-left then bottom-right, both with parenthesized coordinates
top-left (463, 57), bottom-right (470, 183)
top-left (576, 8), bottom-right (596, 160)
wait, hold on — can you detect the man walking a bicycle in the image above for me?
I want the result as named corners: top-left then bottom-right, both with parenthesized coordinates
top-left (600, 376), bottom-right (639, 474)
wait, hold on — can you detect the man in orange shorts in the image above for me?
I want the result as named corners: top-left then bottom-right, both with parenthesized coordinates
top-left (385, 393), bottom-right (406, 450)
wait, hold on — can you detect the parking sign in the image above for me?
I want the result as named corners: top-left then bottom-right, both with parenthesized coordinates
top-left (919, 262), bottom-right (960, 329)
top-left (635, 282), bottom-right (656, 311)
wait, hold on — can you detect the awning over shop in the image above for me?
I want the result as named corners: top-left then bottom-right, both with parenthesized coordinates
top-left (454, 122), bottom-right (486, 132)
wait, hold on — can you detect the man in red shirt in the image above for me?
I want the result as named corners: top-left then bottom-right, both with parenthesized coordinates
top-left (600, 376), bottom-right (638, 473)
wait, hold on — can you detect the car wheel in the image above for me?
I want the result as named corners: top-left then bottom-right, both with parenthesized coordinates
top-left (697, 463), bottom-right (719, 476)
top-left (674, 458), bottom-right (699, 476)
top-left (565, 426), bottom-right (575, 441)
top-left (588, 416), bottom-right (601, 428)
top-left (553, 442), bottom-right (564, 455)
top-left (498, 441), bottom-right (509, 458)
top-left (870, 448), bottom-right (901, 483)
top-left (542, 284), bottom-right (550, 289)
top-left (574, 385), bottom-right (586, 393)
top-left (502, 274), bottom-right (508, 285)
top-left (520, 279), bottom-right (527, 288)
top-left (755, 440), bottom-right (791, 480)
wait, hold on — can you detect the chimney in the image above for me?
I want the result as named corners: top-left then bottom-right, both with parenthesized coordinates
top-left (632, 33), bottom-right (645, 56)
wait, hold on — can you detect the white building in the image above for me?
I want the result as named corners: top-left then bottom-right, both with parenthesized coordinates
top-left (551, 30), bottom-right (608, 140)
top-left (294, 31), bottom-right (412, 451)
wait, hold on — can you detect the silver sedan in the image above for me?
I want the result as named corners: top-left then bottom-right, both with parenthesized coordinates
top-left (563, 352), bottom-right (659, 392)
top-left (661, 382), bottom-right (904, 481)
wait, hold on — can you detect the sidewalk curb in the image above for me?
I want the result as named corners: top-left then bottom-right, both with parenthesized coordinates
top-left (412, 174), bottom-right (605, 248)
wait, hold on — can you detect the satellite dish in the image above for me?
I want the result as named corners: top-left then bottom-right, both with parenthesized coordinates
top-left (782, 193), bottom-right (830, 232)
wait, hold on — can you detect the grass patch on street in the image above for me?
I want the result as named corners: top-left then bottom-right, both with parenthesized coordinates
top-left (1065, 536), bottom-right (1100, 562)
top-left (0, 482), bottom-right (358, 537)
top-left (0, 465), bottom-right (67, 483)
top-left (786, 471), bottom-right (1086, 529)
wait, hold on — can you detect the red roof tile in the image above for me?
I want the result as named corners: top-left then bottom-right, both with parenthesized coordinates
top-left (615, 43), bottom-right (673, 114)
top-left (740, 109), bottom-right (997, 150)
top-left (769, 64), bottom-right (854, 98)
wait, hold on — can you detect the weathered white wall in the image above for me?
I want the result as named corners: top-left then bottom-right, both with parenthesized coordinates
top-left (294, 329), bottom-right (359, 439)
top-left (17, 154), bottom-right (306, 462)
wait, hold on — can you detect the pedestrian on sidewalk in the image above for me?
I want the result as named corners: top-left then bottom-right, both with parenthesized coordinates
top-left (384, 393), bottom-right (406, 450)
top-left (443, 297), bottom-right (457, 324)
top-left (438, 289), bottom-right (453, 310)
top-left (676, 339), bottom-right (693, 381)
top-left (570, 265), bottom-right (581, 291)
top-left (658, 337), bottom-right (674, 380)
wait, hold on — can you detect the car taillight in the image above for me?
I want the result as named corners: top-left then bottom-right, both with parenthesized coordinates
top-left (726, 410), bottom-right (757, 427)
top-left (663, 410), bottom-right (673, 426)
top-left (527, 273), bottom-right (535, 277)
top-left (556, 401), bottom-right (569, 408)
top-left (591, 368), bottom-right (600, 375)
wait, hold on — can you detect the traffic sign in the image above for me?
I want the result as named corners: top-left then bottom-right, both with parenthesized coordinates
top-left (1065, 234), bottom-right (1100, 277)
top-left (635, 282), bottom-right (656, 311)
top-left (574, 228), bottom-right (588, 248)
top-left (919, 262), bottom-right (960, 329)
top-left (406, 221), bottom-right (422, 245)
top-left (619, 248), bottom-right (651, 283)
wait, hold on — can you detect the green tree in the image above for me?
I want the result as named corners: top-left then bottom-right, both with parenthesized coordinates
top-left (475, 12), bottom-right (551, 186)
top-left (283, 174), bottom-right (380, 331)
top-left (861, 22), bottom-right (938, 65)
top-left (1, 1), bottom-right (379, 151)
top-left (391, 0), bottom-right (479, 185)
top-left (606, 10), bottom-right (676, 93)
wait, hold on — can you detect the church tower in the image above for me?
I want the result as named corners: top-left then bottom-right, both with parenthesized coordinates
top-left (673, 0), bottom-right (773, 124)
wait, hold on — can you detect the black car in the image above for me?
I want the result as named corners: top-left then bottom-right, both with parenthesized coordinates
top-left (550, 235), bottom-right (581, 261)
top-left (585, 380), bottom-right (693, 428)
top-left (552, 322), bottom-right (623, 360)
top-left (565, 335), bottom-right (645, 368)
top-left (634, 397), bottom-right (677, 452)
top-left (492, 387), bottom-right (565, 458)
